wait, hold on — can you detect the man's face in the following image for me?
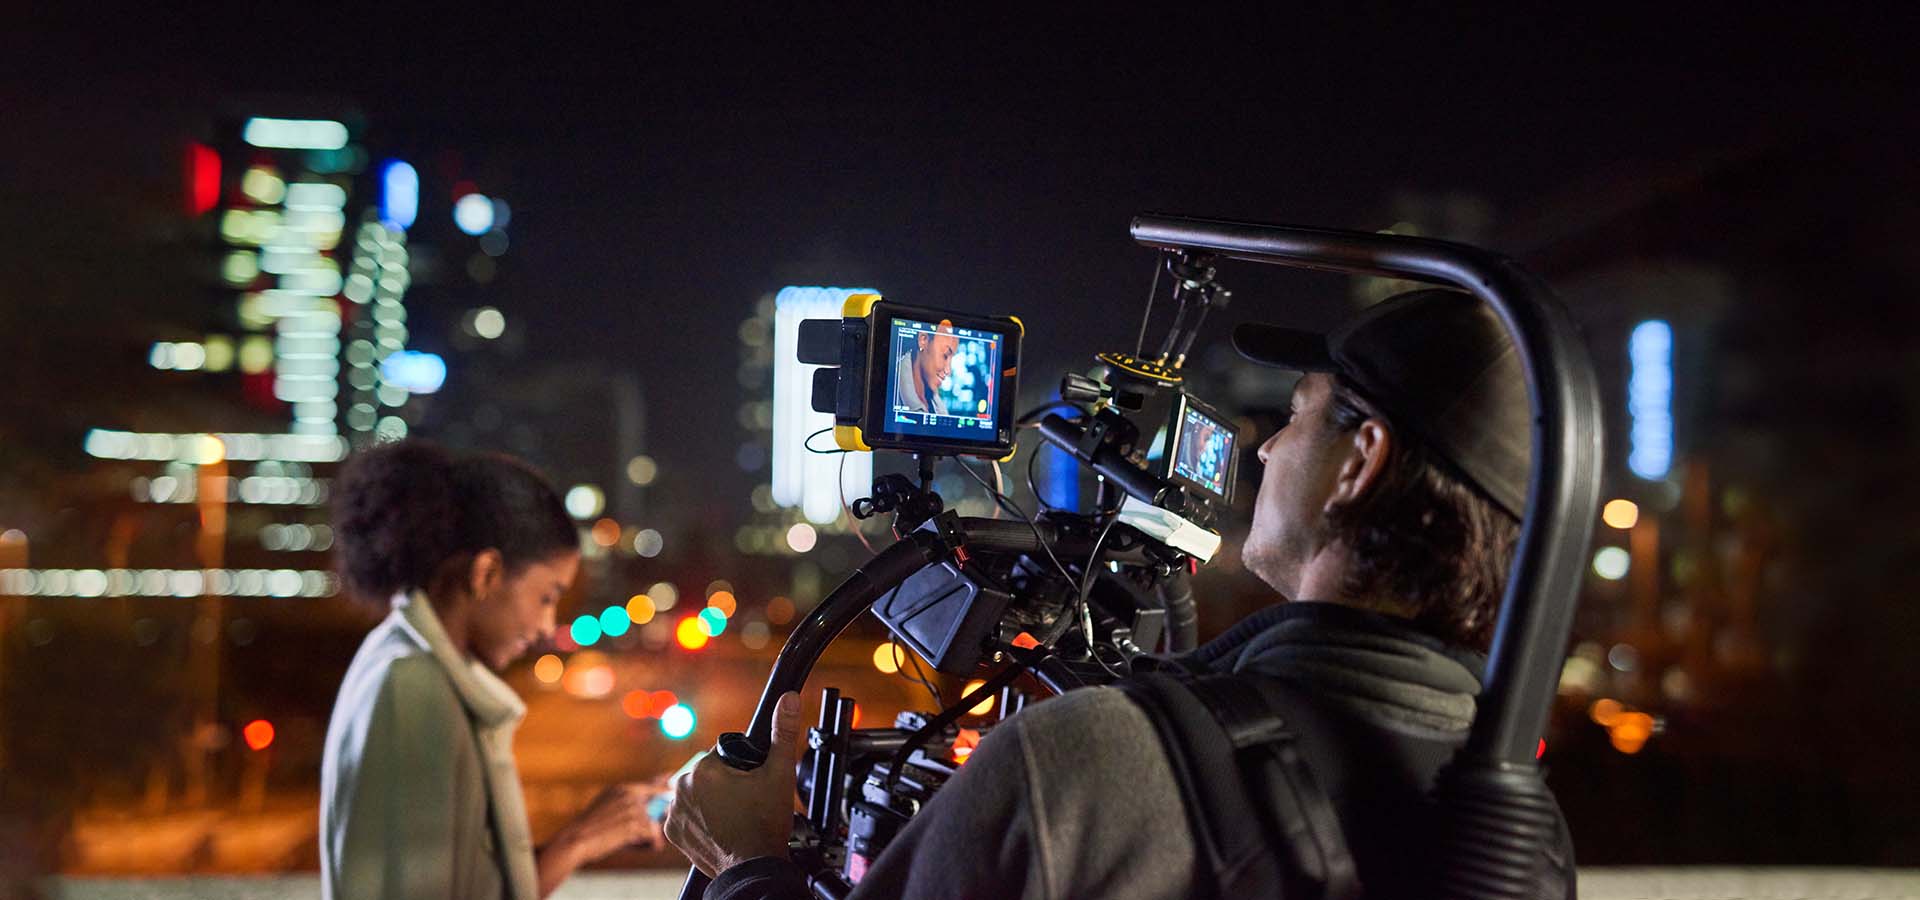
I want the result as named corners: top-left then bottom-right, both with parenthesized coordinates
top-left (1241, 373), bottom-right (1352, 599)
top-left (917, 332), bottom-right (959, 392)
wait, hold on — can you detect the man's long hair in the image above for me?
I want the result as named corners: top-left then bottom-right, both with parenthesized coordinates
top-left (1323, 379), bottom-right (1519, 650)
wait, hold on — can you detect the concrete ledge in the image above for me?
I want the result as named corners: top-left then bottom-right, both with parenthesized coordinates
top-left (47, 868), bottom-right (1920, 899)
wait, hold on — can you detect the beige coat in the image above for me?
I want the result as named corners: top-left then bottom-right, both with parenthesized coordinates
top-left (320, 593), bottom-right (539, 900)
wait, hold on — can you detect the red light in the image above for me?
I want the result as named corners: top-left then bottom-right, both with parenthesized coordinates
top-left (646, 690), bottom-right (679, 718)
top-left (621, 690), bottom-right (648, 719)
top-left (953, 728), bottom-right (981, 764)
top-left (243, 719), bottom-right (275, 751)
top-left (186, 143), bottom-right (220, 216)
top-left (1011, 632), bottom-right (1039, 650)
top-left (1537, 738), bottom-right (1546, 759)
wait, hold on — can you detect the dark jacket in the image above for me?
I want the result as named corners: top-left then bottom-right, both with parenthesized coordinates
top-left (708, 601), bottom-right (1574, 899)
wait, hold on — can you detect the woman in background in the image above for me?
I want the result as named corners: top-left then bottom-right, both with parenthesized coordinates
top-left (322, 440), bottom-right (662, 900)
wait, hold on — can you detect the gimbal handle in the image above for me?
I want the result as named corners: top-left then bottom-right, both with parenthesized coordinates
top-left (677, 519), bottom-right (1042, 899)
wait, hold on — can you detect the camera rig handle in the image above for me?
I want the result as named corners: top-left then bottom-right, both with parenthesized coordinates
top-left (1130, 213), bottom-right (1603, 900)
top-left (678, 516), bottom-right (1056, 900)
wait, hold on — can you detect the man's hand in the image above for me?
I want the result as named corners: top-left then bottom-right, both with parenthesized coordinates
top-left (664, 691), bottom-right (804, 876)
top-left (537, 778), bottom-right (669, 897)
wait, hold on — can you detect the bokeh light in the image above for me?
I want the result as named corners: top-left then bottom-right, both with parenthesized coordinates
top-left (650, 582), bottom-right (679, 610)
top-left (472, 307), bottom-right (506, 339)
top-left (707, 590), bottom-right (737, 618)
top-left (633, 528), bottom-right (664, 558)
top-left (599, 605), bottom-right (632, 638)
top-left (532, 653), bottom-right (564, 684)
top-left (590, 517), bottom-right (621, 547)
top-left (570, 614), bottom-right (602, 646)
top-left (565, 484), bottom-right (605, 520)
top-left (1592, 547), bottom-right (1630, 580)
top-left (660, 704), bottom-right (696, 739)
top-left (961, 679), bottom-right (995, 716)
top-left (626, 594), bottom-right (657, 625)
top-left (786, 522), bottom-right (817, 553)
top-left (454, 193), bottom-right (495, 235)
top-left (562, 652), bottom-right (614, 698)
top-left (242, 719), bottom-right (275, 752)
top-left (697, 607), bottom-right (728, 637)
top-left (873, 642), bottom-right (902, 674)
top-left (953, 728), bottom-right (981, 764)
top-left (675, 616), bottom-right (709, 650)
top-left (767, 595), bottom-right (795, 625)
top-left (579, 666), bottom-right (614, 698)
top-left (1602, 498), bottom-right (1641, 530)
top-left (621, 690), bottom-right (649, 719)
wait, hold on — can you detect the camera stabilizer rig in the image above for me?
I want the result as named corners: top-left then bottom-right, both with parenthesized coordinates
top-left (671, 266), bottom-right (1240, 899)
top-left (681, 215), bottom-right (1603, 900)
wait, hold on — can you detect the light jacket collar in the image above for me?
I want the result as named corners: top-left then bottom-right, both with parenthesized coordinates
top-left (394, 591), bottom-right (527, 730)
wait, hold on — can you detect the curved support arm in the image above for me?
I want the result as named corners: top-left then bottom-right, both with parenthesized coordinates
top-left (1129, 212), bottom-right (1603, 767)
top-left (677, 530), bottom-right (951, 900)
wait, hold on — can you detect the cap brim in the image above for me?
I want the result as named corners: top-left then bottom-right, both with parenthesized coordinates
top-left (1233, 322), bottom-right (1337, 371)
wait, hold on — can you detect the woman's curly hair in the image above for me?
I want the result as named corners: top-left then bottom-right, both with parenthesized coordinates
top-left (330, 440), bottom-right (577, 603)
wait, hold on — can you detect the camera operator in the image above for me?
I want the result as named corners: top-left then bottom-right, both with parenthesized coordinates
top-left (666, 289), bottom-right (1575, 899)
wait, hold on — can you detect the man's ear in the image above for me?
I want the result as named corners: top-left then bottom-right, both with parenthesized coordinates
top-left (467, 548), bottom-right (505, 599)
top-left (1325, 418), bottom-right (1393, 514)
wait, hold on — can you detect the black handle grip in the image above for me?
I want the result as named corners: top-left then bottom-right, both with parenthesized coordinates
top-left (717, 731), bottom-right (769, 770)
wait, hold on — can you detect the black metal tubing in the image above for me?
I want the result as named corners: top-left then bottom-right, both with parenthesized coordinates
top-left (678, 529), bottom-right (951, 900)
top-left (1130, 212), bottom-right (1602, 764)
top-left (1132, 214), bottom-right (1602, 899)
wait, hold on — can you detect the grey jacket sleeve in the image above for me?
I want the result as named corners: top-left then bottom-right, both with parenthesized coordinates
top-left (844, 699), bottom-right (1053, 899)
top-left (332, 657), bottom-right (468, 900)
top-left (707, 687), bottom-right (1194, 900)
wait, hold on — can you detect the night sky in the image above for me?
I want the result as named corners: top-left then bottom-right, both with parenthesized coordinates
top-left (8, 13), bottom-right (1905, 518)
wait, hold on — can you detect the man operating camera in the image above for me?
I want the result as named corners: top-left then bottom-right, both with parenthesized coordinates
top-left (666, 289), bottom-right (1574, 899)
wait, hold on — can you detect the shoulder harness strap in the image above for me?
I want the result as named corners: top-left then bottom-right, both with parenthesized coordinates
top-left (1120, 671), bottom-right (1362, 900)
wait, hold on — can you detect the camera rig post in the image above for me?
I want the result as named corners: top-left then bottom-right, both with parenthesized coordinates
top-left (1129, 213), bottom-right (1604, 900)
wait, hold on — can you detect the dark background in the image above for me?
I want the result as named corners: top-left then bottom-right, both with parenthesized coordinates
top-left (2, 8), bottom-right (1916, 874)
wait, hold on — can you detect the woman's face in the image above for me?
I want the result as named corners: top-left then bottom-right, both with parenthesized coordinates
top-left (467, 549), bottom-right (580, 671)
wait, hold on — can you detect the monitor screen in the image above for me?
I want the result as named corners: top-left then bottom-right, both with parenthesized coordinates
top-left (882, 317), bottom-right (1004, 445)
top-left (1171, 403), bottom-right (1235, 500)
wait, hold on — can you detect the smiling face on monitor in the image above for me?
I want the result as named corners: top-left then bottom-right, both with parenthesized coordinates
top-left (863, 303), bottom-right (1021, 458)
top-left (915, 324), bottom-right (960, 397)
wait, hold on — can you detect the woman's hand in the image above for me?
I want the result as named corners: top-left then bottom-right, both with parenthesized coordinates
top-left (664, 691), bottom-right (803, 876)
top-left (536, 777), bottom-right (670, 897)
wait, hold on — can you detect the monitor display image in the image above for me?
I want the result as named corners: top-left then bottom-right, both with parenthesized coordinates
top-left (1171, 403), bottom-right (1235, 500)
top-left (883, 317), bottom-right (1003, 445)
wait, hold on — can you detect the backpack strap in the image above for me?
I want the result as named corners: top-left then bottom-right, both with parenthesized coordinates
top-left (1120, 672), bottom-right (1362, 900)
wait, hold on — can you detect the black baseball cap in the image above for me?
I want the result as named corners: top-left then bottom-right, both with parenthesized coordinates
top-left (1233, 288), bottom-right (1531, 520)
